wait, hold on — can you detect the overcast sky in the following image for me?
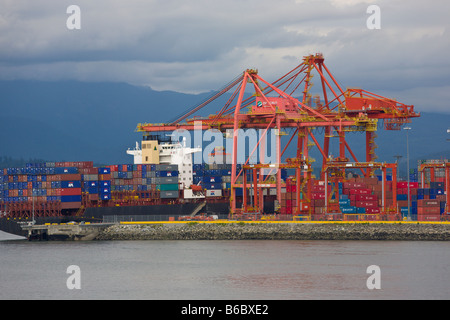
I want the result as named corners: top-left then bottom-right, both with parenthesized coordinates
top-left (1, 0), bottom-right (449, 113)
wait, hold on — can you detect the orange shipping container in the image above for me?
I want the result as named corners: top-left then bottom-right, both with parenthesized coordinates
top-left (99, 174), bottom-right (111, 181)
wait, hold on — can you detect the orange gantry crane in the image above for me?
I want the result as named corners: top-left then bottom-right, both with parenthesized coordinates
top-left (137, 53), bottom-right (419, 215)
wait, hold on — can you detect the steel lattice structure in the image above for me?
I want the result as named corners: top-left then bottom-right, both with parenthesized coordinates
top-left (137, 53), bottom-right (419, 215)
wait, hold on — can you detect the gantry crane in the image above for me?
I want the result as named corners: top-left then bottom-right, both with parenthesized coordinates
top-left (137, 53), bottom-right (419, 216)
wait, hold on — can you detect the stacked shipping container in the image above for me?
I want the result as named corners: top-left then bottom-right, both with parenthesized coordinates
top-left (1, 160), bottom-right (449, 221)
top-left (0, 161), bottom-right (93, 209)
top-left (397, 181), bottom-right (446, 220)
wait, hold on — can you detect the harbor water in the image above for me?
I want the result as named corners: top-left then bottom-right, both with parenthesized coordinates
top-left (0, 231), bottom-right (449, 300)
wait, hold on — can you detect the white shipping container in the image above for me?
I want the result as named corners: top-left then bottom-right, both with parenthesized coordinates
top-left (249, 189), bottom-right (268, 196)
top-left (183, 189), bottom-right (205, 199)
top-left (206, 189), bottom-right (222, 197)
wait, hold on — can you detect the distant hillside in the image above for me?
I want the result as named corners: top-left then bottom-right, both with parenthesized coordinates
top-left (0, 80), bottom-right (449, 172)
top-left (0, 80), bottom-right (213, 164)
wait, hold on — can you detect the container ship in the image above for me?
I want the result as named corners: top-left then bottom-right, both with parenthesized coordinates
top-left (0, 136), bottom-right (284, 237)
top-left (2, 53), bottom-right (449, 238)
top-left (1, 133), bottom-right (449, 237)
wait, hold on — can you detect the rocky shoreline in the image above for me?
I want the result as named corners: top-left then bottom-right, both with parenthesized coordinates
top-left (95, 222), bottom-right (450, 241)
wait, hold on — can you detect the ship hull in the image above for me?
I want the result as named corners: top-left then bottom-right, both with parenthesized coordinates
top-left (0, 200), bottom-right (275, 237)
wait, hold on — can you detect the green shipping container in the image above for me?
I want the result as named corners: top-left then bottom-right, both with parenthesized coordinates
top-left (159, 183), bottom-right (179, 191)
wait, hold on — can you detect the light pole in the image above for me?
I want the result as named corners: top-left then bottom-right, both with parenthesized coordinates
top-left (404, 126), bottom-right (411, 221)
top-left (393, 155), bottom-right (402, 181)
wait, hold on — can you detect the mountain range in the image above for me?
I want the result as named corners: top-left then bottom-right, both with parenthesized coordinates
top-left (1, 80), bottom-right (449, 177)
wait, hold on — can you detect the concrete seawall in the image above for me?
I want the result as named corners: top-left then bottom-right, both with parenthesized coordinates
top-left (95, 222), bottom-right (450, 241)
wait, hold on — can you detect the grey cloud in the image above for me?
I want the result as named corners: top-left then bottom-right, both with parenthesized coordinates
top-left (0, 0), bottom-right (449, 113)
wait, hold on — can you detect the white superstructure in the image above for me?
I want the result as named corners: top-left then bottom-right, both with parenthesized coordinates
top-left (126, 142), bottom-right (142, 164)
top-left (127, 138), bottom-right (201, 189)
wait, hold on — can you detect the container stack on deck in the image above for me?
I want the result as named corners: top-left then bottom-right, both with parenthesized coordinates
top-left (0, 161), bottom-right (93, 211)
top-left (1, 160), bottom-right (449, 221)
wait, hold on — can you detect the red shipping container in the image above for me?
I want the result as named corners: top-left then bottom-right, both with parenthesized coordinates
top-left (311, 192), bottom-right (325, 200)
top-left (398, 182), bottom-right (418, 189)
top-left (417, 207), bottom-right (440, 215)
top-left (349, 188), bottom-right (371, 195)
top-left (417, 214), bottom-right (440, 221)
top-left (61, 202), bottom-right (82, 209)
top-left (80, 167), bottom-right (99, 175)
top-left (80, 161), bottom-right (94, 168)
top-left (356, 200), bottom-right (378, 208)
top-left (312, 185), bottom-right (326, 192)
top-left (132, 171), bottom-right (141, 178)
top-left (58, 174), bottom-right (81, 181)
top-left (397, 182), bottom-right (408, 188)
top-left (418, 199), bottom-right (439, 207)
top-left (366, 207), bottom-right (381, 214)
top-left (88, 194), bottom-right (99, 201)
top-left (314, 199), bottom-right (325, 207)
top-left (287, 185), bottom-right (296, 192)
top-left (60, 188), bottom-right (82, 196)
top-left (355, 194), bottom-right (377, 201)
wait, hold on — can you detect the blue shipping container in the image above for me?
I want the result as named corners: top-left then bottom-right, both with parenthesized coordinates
top-left (397, 194), bottom-right (408, 201)
top-left (61, 181), bottom-right (82, 188)
top-left (88, 187), bottom-right (98, 194)
top-left (203, 182), bottom-right (222, 189)
top-left (61, 195), bottom-right (82, 202)
top-left (101, 194), bottom-right (111, 200)
top-left (356, 207), bottom-right (366, 214)
top-left (98, 167), bottom-right (111, 174)
top-left (341, 207), bottom-right (356, 213)
top-left (86, 181), bottom-right (98, 187)
top-left (203, 176), bottom-right (222, 183)
top-left (99, 180), bottom-right (111, 187)
top-left (156, 171), bottom-right (178, 177)
top-left (55, 167), bottom-right (79, 174)
top-left (99, 187), bottom-right (111, 194)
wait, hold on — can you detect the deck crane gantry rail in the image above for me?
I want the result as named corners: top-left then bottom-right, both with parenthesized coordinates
top-left (137, 53), bottom-right (419, 216)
